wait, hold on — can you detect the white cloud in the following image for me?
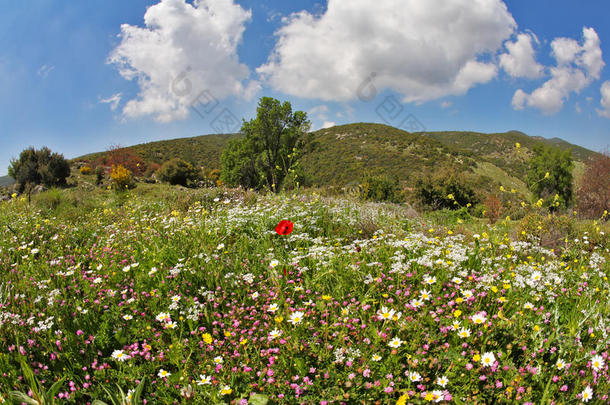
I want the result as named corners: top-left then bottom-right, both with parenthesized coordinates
top-left (513, 27), bottom-right (605, 114)
top-left (499, 33), bottom-right (544, 78)
top-left (99, 93), bottom-right (122, 111)
top-left (37, 64), bottom-right (55, 78)
top-left (440, 101), bottom-right (452, 109)
top-left (258, 0), bottom-right (516, 103)
top-left (321, 121), bottom-right (336, 129)
top-left (108, 0), bottom-right (259, 123)
top-left (598, 81), bottom-right (610, 118)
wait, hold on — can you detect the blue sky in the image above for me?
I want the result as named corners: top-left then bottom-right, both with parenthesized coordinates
top-left (1, 0), bottom-right (609, 176)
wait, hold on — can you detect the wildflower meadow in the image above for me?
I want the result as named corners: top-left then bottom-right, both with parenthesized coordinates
top-left (0, 187), bottom-right (608, 404)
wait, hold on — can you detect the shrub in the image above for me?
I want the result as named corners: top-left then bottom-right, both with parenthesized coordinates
top-left (79, 166), bottom-right (92, 175)
top-left (95, 167), bottom-right (105, 185)
top-left (414, 174), bottom-right (478, 210)
top-left (8, 147), bottom-right (71, 192)
top-left (110, 165), bottom-right (134, 191)
top-left (361, 174), bottom-right (402, 203)
top-left (157, 159), bottom-right (198, 186)
top-left (104, 145), bottom-right (146, 176)
top-left (517, 213), bottom-right (575, 250)
top-left (483, 194), bottom-right (504, 224)
top-left (576, 151), bottom-right (609, 219)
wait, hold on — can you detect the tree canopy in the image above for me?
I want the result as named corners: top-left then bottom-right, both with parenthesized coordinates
top-left (8, 147), bottom-right (70, 192)
top-left (221, 97), bottom-right (311, 192)
top-left (526, 145), bottom-right (573, 209)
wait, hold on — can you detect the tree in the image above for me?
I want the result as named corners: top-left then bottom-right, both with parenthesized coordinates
top-left (157, 158), bottom-right (198, 186)
top-left (8, 147), bottom-right (70, 192)
top-left (220, 97), bottom-right (311, 192)
top-left (576, 150), bottom-right (610, 219)
top-left (526, 145), bottom-right (573, 209)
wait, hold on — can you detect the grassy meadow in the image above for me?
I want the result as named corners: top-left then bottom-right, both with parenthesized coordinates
top-left (0, 184), bottom-right (609, 404)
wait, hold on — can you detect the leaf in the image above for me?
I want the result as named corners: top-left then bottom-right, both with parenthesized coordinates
top-left (91, 401), bottom-right (109, 405)
top-left (249, 394), bottom-right (269, 405)
top-left (8, 391), bottom-right (39, 405)
top-left (132, 377), bottom-right (146, 404)
top-left (45, 376), bottom-right (66, 403)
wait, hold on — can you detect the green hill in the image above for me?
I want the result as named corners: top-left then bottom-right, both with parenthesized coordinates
top-left (77, 123), bottom-right (598, 195)
top-left (0, 175), bottom-right (15, 188)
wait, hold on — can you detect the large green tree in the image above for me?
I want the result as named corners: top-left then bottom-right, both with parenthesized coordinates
top-left (221, 97), bottom-right (311, 191)
top-left (526, 144), bottom-right (573, 209)
top-left (8, 147), bottom-right (70, 192)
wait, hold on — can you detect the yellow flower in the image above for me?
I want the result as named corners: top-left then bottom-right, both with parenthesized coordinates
top-left (240, 339), bottom-right (247, 345)
top-left (202, 333), bottom-right (213, 344)
top-left (274, 316), bottom-right (283, 323)
top-left (224, 331), bottom-right (231, 337)
top-left (515, 142), bottom-right (520, 149)
top-left (473, 354), bottom-right (481, 362)
top-left (544, 172), bottom-right (550, 178)
top-left (455, 297), bottom-right (463, 304)
top-left (454, 310), bottom-right (462, 318)
top-left (424, 392), bottom-right (435, 402)
top-left (491, 286), bottom-right (498, 293)
top-left (322, 295), bottom-right (332, 301)
top-left (396, 394), bottom-right (409, 405)
top-left (500, 186), bottom-right (505, 192)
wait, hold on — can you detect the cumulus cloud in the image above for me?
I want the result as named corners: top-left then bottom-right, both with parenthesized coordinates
top-left (499, 33), bottom-right (544, 79)
top-left (99, 93), bottom-right (122, 111)
top-left (257, 0), bottom-right (516, 103)
top-left (598, 81), bottom-right (610, 118)
top-left (512, 27), bottom-right (605, 114)
top-left (108, 0), bottom-right (259, 123)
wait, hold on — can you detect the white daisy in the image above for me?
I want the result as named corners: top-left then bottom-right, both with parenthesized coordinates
top-left (481, 352), bottom-right (496, 367)
top-left (388, 337), bottom-right (403, 348)
top-left (591, 354), bottom-right (605, 372)
top-left (111, 349), bottom-right (130, 362)
top-left (288, 311), bottom-right (304, 325)
top-left (158, 369), bottom-right (171, 378)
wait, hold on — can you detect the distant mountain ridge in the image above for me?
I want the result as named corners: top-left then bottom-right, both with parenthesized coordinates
top-left (0, 175), bottom-right (15, 188)
top-left (78, 123), bottom-right (598, 195)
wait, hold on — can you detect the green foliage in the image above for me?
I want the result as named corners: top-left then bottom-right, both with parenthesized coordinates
top-left (8, 359), bottom-right (65, 405)
top-left (517, 212), bottom-right (576, 250)
top-left (92, 377), bottom-right (146, 405)
top-left (9, 147), bottom-right (70, 192)
top-left (360, 174), bottom-right (402, 203)
top-left (156, 158), bottom-right (198, 186)
top-left (526, 145), bottom-right (574, 209)
top-left (414, 173), bottom-right (478, 210)
top-left (220, 97), bottom-right (311, 192)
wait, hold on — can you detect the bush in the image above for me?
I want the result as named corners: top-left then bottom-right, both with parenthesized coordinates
top-left (110, 165), bottom-right (134, 191)
top-left (517, 213), bottom-right (575, 250)
top-left (414, 174), bottom-right (478, 210)
top-left (79, 166), bottom-right (92, 175)
top-left (576, 151), bottom-right (609, 219)
top-left (104, 145), bottom-right (147, 176)
top-left (483, 194), bottom-right (504, 224)
top-left (8, 147), bottom-right (70, 192)
top-left (361, 174), bottom-right (402, 203)
top-left (157, 159), bottom-right (198, 186)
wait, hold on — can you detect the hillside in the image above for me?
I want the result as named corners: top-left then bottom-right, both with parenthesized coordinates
top-left (77, 123), bottom-right (598, 195)
top-left (0, 175), bottom-right (15, 188)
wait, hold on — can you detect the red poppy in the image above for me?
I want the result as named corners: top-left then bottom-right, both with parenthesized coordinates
top-left (275, 220), bottom-right (293, 235)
